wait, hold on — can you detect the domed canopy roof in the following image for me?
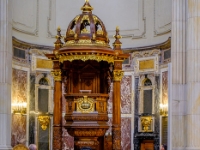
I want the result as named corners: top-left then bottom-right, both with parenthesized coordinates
top-left (63, 0), bottom-right (110, 49)
top-left (46, 0), bottom-right (129, 64)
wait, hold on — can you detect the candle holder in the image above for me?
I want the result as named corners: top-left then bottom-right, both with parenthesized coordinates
top-left (12, 102), bottom-right (27, 115)
top-left (160, 103), bottom-right (168, 116)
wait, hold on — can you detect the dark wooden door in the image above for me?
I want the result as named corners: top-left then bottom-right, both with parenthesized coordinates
top-left (140, 140), bottom-right (154, 150)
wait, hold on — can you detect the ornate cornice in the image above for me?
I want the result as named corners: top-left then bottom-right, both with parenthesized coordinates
top-left (123, 37), bottom-right (171, 53)
top-left (13, 37), bottom-right (54, 50)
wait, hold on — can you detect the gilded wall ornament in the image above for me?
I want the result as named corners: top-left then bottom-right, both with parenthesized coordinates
top-left (38, 116), bottom-right (50, 130)
top-left (113, 70), bottom-right (124, 81)
top-left (140, 116), bottom-right (153, 132)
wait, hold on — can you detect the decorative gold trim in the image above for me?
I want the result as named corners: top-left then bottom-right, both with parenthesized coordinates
top-left (51, 70), bottom-right (62, 81)
top-left (97, 30), bottom-right (103, 35)
top-left (65, 39), bottom-right (110, 47)
top-left (81, 28), bottom-right (90, 34)
top-left (113, 70), bottom-right (124, 81)
top-left (38, 116), bottom-right (50, 130)
top-left (68, 29), bottom-right (75, 35)
top-left (74, 15), bottom-right (80, 23)
top-left (77, 96), bottom-right (94, 113)
top-left (93, 16), bottom-right (99, 24)
top-left (81, 15), bottom-right (90, 24)
top-left (59, 54), bottom-right (114, 63)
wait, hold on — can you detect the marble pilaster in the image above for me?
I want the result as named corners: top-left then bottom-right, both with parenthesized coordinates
top-left (186, 0), bottom-right (200, 149)
top-left (171, 0), bottom-right (186, 149)
top-left (0, 0), bottom-right (12, 149)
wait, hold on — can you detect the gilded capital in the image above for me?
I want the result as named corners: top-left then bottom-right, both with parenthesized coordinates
top-left (113, 70), bottom-right (124, 81)
top-left (51, 70), bottom-right (62, 81)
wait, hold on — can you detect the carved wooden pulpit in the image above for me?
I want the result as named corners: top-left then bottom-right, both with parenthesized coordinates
top-left (46, 1), bottom-right (129, 150)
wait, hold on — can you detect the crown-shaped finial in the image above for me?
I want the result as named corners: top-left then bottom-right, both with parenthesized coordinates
top-left (81, 0), bottom-right (93, 12)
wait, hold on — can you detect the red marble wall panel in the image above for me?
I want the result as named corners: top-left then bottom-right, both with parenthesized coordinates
top-left (11, 68), bottom-right (27, 147)
top-left (121, 118), bottom-right (131, 150)
top-left (121, 75), bottom-right (132, 114)
top-left (162, 71), bottom-right (168, 105)
top-left (106, 117), bottom-right (131, 150)
top-left (11, 115), bottom-right (26, 147)
top-left (12, 69), bottom-right (27, 104)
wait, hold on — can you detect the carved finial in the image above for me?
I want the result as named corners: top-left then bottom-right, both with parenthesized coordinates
top-left (57, 26), bottom-right (61, 31)
top-left (113, 26), bottom-right (122, 50)
top-left (81, 0), bottom-right (93, 12)
top-left (54, 26), bottom-right (63, 52)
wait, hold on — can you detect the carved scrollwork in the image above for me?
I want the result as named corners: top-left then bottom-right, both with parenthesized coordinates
top-left (113, 70), bottom-right (124, 81)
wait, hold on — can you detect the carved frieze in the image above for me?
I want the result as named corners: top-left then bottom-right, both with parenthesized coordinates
top-left (65, 115), bottom-right (108, 121)
top-left (71, 128), bottom-right (107, 137)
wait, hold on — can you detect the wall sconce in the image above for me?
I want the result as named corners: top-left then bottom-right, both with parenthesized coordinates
top-left (12, 102), bottom-right (27, 114)
top-left (160, 103), bottom-right (168, 116)
top-left (38, 115), bottom-right (50, 130)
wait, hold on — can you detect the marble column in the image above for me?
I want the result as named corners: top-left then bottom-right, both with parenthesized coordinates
top-left (0, 0), bottom-right (12, 149)
top-left (171, 0), bottom-right (186, 149)
top-left (186, 0), bottom-right (200, 149)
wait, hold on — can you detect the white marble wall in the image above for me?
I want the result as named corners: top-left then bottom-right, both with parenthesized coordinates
top-left (171, 0), bottom-right (186, 149)
top-left (0, 0), bottom-right (12, 149)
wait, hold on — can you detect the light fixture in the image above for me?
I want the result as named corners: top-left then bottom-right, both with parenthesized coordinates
top-left (160, 103), bottom-right (168, 116)
top-left (12, 102), bottom-right (27, 114)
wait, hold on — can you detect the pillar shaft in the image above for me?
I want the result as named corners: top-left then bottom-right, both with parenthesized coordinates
top-left (171, 0), bottom-right (186, 149)
top-left (0, 0), bottom-right (12, 149)
top-left (51, 70), bottom-right (62, 150)
top-left (112, 62), bottom-right (124, 150)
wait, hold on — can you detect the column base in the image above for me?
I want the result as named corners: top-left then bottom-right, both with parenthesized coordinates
top-left (0, 146), bottom-right (12, 150)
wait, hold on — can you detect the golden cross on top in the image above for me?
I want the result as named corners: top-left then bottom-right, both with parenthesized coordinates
top-left (85, 0), bottom-right (89, 2)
